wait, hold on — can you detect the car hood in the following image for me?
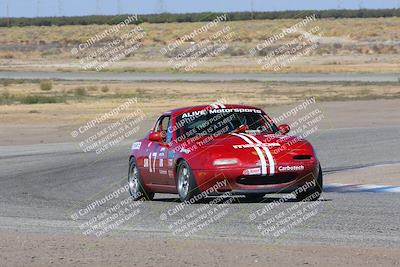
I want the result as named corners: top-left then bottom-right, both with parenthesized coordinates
top-left (182, 133), bottom-right (316, 169)
top-left (194, 133), bottom-right (308, 149)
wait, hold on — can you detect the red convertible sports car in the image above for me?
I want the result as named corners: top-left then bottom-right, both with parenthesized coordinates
top-left (128, 104), bottom-right (322, 202)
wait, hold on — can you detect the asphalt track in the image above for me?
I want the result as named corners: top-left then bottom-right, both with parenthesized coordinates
top-left (1, 124), bottom-right (399, 247)
top-left (0, 71), bottom-right (399, 82)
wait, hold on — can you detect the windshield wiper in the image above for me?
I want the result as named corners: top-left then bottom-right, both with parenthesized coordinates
top-left (231, 124), bottom-right (249, 133)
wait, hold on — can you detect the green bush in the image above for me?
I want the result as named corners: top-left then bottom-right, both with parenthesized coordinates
top-left (19, 95), bottom-right (62, 104)
top-left (2, 80), bottom-right (10, 87)
top-left (40, 80), bottom-right (53, 91)
top-left (101, 86), bottom-right (110, 93)
top-left (0, 89), bottom-right (66, 105)
top-left (74, 87), bottom-right (87, 97)
top-left (0, 90), bottom-right (11, 104)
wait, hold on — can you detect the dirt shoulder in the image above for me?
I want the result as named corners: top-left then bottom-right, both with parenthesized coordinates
top-left (0, 97), bottom-right (399, 146)
top-left (0, 229), bottom-right (398, 267)
top-left (1, 79), bottom-right (399, 145)
top-left (325, 163), bottom-right (400, 186)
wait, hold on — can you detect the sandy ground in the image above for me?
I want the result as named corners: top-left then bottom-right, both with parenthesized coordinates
top-left (1, 230), bottom-right (399, 267)
top-left (2, 54), bottom-right (400, 74)
top-left (326, 163), bottom-right (400, 186)
top-left (0, 98), bottom-right (399, 146)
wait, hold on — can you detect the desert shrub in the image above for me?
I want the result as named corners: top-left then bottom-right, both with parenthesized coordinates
top-left (74, 87), bottom-right (87, 97)
top-left (0, 90), bottom-right (11, 104)
top-left (88, 86), bottom-right (98, 91)
top-left (101, 86), bottom-right (110, 93)
top-left (136, 88), bottom-right (146, 97)
top-left (2, 80), bottom-right (10, 87)
top-left (40, 80), bottom-right (53, 91)
top-left (19, 95), bottom-right (62, 104)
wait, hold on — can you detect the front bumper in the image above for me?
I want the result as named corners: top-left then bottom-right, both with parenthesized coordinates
top-left (192, 162), bottom-right (319, 194)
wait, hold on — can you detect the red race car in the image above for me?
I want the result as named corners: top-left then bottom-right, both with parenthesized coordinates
top-left (128, 104), bottom-right (322, 202)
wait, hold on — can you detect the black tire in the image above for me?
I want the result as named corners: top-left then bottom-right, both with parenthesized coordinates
top-left (176, 160), bottom-right (200, 202)
top-left (296, 164), bottom-right (323, 201)
top-left (128, 157), bottom-right (154, 201)
top-left (244, 193), bottom-right (265, 200)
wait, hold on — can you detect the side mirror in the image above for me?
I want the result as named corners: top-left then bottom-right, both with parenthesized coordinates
top-left (278, 124), bottom-right (290, 134)
top-left (148, 131), bottom-right (163, 142)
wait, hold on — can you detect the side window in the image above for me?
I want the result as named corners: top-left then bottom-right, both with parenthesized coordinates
top-left (155, 116), bottom-right (172, 143)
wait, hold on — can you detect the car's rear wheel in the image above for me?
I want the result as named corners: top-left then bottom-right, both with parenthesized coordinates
top-left (177, 160), bottom-right (200, 202)
top-left (128, 157), bottom-right (154, 200)
top-left (296, 164), bottom-right (323, 201)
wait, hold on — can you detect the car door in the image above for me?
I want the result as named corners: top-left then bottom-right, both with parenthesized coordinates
top-left (147, 115), bottom-right (171, 185)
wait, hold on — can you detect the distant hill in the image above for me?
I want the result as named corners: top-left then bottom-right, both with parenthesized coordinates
top-left (0, 9), bottom-right (399, 27)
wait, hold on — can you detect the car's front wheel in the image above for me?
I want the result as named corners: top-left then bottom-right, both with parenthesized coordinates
top-left (128, 157), bottom-right (154, 200)
top-left (296, 164), bottom-right (323, 201)
top-left (176, 160), bottom-right (200, 202)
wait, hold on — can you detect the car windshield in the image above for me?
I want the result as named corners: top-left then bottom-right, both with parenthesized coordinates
top-left (175, 108), bottom-right (278, 140)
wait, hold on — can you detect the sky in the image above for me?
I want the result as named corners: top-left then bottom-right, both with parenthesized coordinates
top-left (1, 0), bottom-right (400, 18)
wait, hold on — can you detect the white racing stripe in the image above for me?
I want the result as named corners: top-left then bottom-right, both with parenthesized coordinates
top-left (231, 133), bottom-right (267, 176)
top-left (152, 152), bottom-right (157, 173)
top-left (242, 133), bottom-right (275, 176)
top-left (148, 153), bottom-right (152, 173)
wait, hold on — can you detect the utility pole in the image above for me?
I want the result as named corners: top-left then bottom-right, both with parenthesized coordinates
top-left (6, 0), bottom-right (10, 26)
top-left (96, 0), bottom-right (101, 15)
top-left (157, 0), bottom-right (165, 13)
top-left (337, 0), bottom-right (342, 9)
top-left (117, 0), bottom-right (123, 14)
top-left (251, 0), bottom-right (254, 20)
top-left (36, 0), bottom-right (40, 17)
top-left (358, 0), bottom-right (364, 9)
top-left (57, 0), bottom-right (64, 16)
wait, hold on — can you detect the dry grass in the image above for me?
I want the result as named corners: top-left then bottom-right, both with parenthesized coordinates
top-left (1, 80), bottom-right (399, 124)
top-left (0, 17), bottom-right (400, 73)
top-left (1, 17), bottom-right (399, 46)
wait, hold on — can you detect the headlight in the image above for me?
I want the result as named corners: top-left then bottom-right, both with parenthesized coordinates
top-left (213, 158), bottom-right (238, 166)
